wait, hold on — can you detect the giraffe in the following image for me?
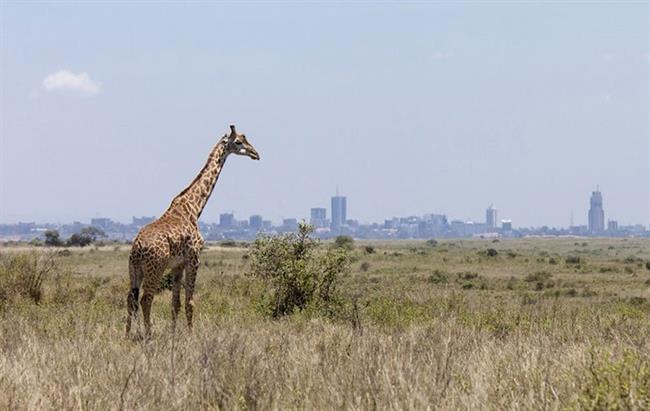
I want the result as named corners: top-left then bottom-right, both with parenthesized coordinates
top-left (125, 125), bottom-right (259, 337)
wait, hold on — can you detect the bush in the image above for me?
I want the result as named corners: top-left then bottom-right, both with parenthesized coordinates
top-left (425, 239), bottom-right (438, 247)
top-left (249, 223), bottom-right (350, 318)
top-left (525, 271), bottom-right (552, 282)
top-left (566, 255), bottom-right (581, 265)
top-left (0, 252), bottom-right (56, 306)
top-left (333, 236), bottom-right (354, 251)
top-left (360, 262), bottom-right (371, 272)
top-left (364, 245), bottom-right (375, 254)
top-left (427, 269), bottom-right (448, 284)
top-left (159, 271), bottom-right (174, 291)
top-left (66, 233), bottom-right (93, 247)
top-left (486, 248), bottom-right (498, 257)
top-left (44, 230), bottom-right (63, 247)
top-left (623, 256), bottom-right (637, 264)
top-left (645, 261), bottom-right (650, 270)
top-left (457, 272), bottom-right (479, 280)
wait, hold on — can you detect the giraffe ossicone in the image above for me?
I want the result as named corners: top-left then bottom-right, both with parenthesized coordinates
top-left (125, 125), bottom-right (259, 337)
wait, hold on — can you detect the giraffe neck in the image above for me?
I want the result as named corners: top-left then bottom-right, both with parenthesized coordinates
top-left (165, 137), bottom-right (230, 223)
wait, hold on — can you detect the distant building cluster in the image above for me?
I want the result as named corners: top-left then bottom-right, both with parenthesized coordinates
top-left (1, 189), bottom-right (647, 242)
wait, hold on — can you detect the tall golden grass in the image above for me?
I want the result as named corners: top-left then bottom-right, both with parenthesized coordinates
top-left (1, 238), bottom-right (649, 409)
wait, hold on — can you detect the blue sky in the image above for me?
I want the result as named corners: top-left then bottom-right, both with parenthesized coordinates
top-left (1, 2), bottom-right (648, 227)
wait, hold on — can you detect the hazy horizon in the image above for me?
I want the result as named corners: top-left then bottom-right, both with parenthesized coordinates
top-left (1, 2), bottom-right (649, 227)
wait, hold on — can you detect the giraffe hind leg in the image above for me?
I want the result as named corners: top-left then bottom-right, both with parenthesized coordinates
top-left (140, 265), bottom-right (163, 338)
top-left (170, 267), bottom-right (183, 331)
top-left (126, 260), bottom-right (143, 336)
top-left (184, 257), bottom-right (200, 330)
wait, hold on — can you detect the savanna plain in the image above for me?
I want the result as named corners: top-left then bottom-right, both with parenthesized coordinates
top-left (1, 237), bottom-right (649, 410)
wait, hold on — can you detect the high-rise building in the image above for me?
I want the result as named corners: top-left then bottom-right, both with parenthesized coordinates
top-left (249, 215), bottom-right (263, 231)
top-left (310, 208), bottom-right (327, 228)
top-left (501, 219), bottom-right (513, 231)
top-left (331, 195), bottom-right (347, 231)
top-left (91, 218), bottom-right (112, 231)
top-left (607, 220), bottom-right (618, 233)
top-left (219, 213), bottom-right (234, 229)
top-left (588, 189), bottom-right (605, 233)
top-left (485, 205), bottom-right (498, 231)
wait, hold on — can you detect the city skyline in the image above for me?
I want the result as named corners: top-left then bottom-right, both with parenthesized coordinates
top-left (2, 189), bottom-right (648, 243)
top-left (2, 188), bottom-right (647, 234)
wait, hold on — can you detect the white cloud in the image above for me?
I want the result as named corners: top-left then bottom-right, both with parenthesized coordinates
top-left (42, 69), bottom-right (102, 96)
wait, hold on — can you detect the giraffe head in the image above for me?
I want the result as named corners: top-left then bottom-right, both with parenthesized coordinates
top-left (224, 124), bottom-right (260, 160)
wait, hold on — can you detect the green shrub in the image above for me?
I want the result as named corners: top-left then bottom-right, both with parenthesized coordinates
top-left (44, 230), bottom-right (63, 247)
top-left (623, 256), bottom-right (637, 264)
top-left (427, 269), bottom-right (448, 284)
top-left (159, 271), bottom-right (174, 291)
top-left (66, 233), bottom-right (92, 247)
top-left (0, 252), bottom-right (56, 306)
top-left (248, 223), bottom-right (350, 318)
top-left (425, 239), bottom-right (438, 247)
top-left (360, 262), bottom-right (371, 272)
top-left (645, 261), bottom-right (650, 270)
top-left (525, 271), bottom-right (552, 282)
top-left (486, 248), bottom-right (498, 257)
top-left (363, 245), bottom-right (375, 254)
top-left (457, 272), bottom-right (479, 280)
top-left (566, 255), bottom-right (581, 265)
top-left (333, 236), bottom-right (354, 251)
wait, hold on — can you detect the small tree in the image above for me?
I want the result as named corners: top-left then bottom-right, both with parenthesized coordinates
top-left (248, 223), bottom-right (349, 317)
top-left (66, 233), bottom-right (92, 247)
top-left (44, 230), bottom-right (63, 247)
top-left (65, 227), bottom-right (105, 247)
top-left (333, 235), bottom-right (354, 251)
top-left (81, 226), bottom-right (106, 241)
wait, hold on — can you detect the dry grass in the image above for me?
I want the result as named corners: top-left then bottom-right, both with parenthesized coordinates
top-left (1, 238), bottom-right (649, 410)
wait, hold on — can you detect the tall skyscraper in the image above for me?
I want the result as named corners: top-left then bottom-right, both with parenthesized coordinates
top-left (588, 189), bottom-right (605, 233)
top-left (485, 205), bottom-right (497, 231)
top-left (249, 215), bottom-right (263, 231)
top-left (331, 195), bottom-right (347, 231)
top-left (310, 208), bottom-right (327, 228)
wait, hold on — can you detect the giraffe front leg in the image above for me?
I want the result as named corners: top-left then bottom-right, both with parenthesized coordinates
top-left (170, 267), bottom-right (183, 331)
top-left (184, 258), bottom-right (199, 330)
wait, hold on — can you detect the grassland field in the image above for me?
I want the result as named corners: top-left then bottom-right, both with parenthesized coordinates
top-left (1, 237), bottom-right (649, 410)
